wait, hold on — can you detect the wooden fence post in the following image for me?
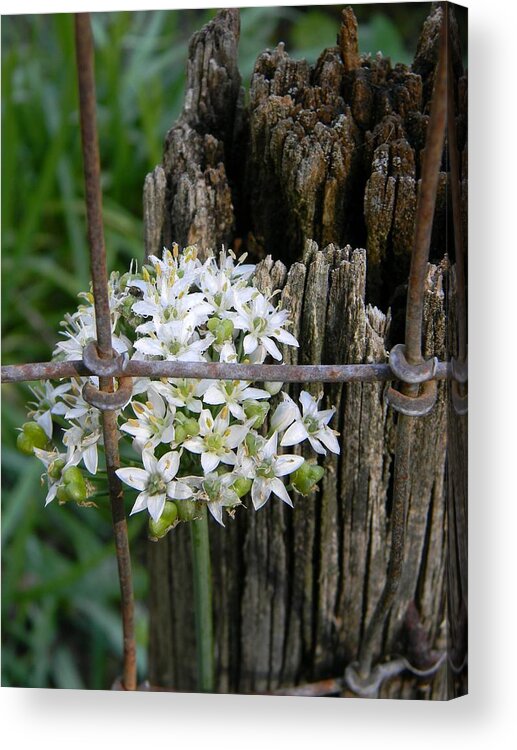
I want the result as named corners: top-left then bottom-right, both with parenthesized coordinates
top-left (144, 4), bottom-right (467, 699)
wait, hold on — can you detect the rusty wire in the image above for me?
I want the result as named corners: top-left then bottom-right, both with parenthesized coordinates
top-left (1, 359), bottom-right (451, 385)
top-left (0, 7), bottom-right (457, 697)
top-left (74, 13), bottom-right (137, 691)
top-left (354, 2), bottom-right (450, 687)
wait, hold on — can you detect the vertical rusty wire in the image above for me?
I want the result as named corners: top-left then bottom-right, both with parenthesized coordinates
top-left (75, 13), bottom-right (137, 691)
top-left (356, 4), bottom-right (449, 682)
top-left (404, 5), bottom-right (449, 368)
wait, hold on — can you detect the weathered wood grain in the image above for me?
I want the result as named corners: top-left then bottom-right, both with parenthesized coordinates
top-left (145, 5), bottom-right (467, 700)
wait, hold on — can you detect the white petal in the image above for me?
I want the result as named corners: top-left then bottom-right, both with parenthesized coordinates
top-left (251, 477), bottom-right (270, 510)
top-left (116, 467), bottom-right (149, 491)
top-left (134, 338), bottom-right (163, 356)
top-left (183, 437), bottom-right (204, 454)
top-left (299, 390), bottom-right (318, 415)
top-left (203, 385), bottom-right (225, 405)
top-left (317, 408), bottom-right (336, 425)
top-left (260, 336), bottom-right (282, 361)
top-left (275, 329), bottom-right (299, 347)
top-left (225, 424), bottom-right (249, 450)
top-left (161, 423), bottom-right (176, 444)
top-left (135, 320), bottom-right (155, 335)
top-left (270, 399), bottom-right (298, 433)
top-left (148, 389), bottom-right (165, 418)
top-left (317, 428), bottom-right (340, 454)
top-left (228, 402), bottom-right (246, 421)
top-left (280, 421), bottom-right (309, 447)
top-left (130, 491), bottom-right (151, 515)
top-left (207, 501), bottom-right (225, 526)
top-left (308, 436), bottom-right (327, 455)
top-left (45, 483), bottom-right (58, 506)
top-left (167, 481), bottom-right (193, 500)
top-left (243, 333), bottom-right (258, 354)
top-left (274, 454), bottom-right (304, 476)
top-left (201, 452), bottom-right (220, 473)
top-left (262, 433), bottom-right (278, 460)
top-left (158, 451), bottom-right (180, 482)
top-left (36, 410), bottom-right (53, 439)
top-left (242, 387), bottom-right (270, 401)
top-left (142, 450), bottom-right (158, 474)
top-left (83, 444), bottom-right (98, 475)
top-left (270, 478), bottom-right (294, 507)
top-left (219, 452), bottom-right (237, 466)
top-left (147, 493), bottom-right (167, 522)
top-left (132, 300), bottom-right (158, 317)
top-left (229, 314), bottom-right (249, 331)
top-left (199, 410), bottom-right (214, 435)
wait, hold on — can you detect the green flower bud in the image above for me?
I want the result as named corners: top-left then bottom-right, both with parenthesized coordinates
top-left (21, 422), bottom-right (50, 451)
top-left (174, 424), bottom-right (187, 444)
top-left (174, 499), bottom-right (200, 522)
top-left (62, 466), bottom-right (84, 485)
top-left (17, 432), bottom-right (35, 456)
top-left (207, 317), bottom-right (221, 333)
top-left (245, 432), bottom-right (260, 456)
top-left (66, 481), bottom-right (88, 504)
top-left (148, 516), bottom-right (172, 540)
top-left (232, 477), bottom-right (252, 498)
top-left (149, 502), bottom-right (179, 540)
top-left (183, 418), bottom-right (200, 437)
top-left (56, 484), bottom-right (71, 504)
top-left (243, 400), bottom-right (270, 428)
top-left (291, 462), bottom-right (325, 496)
top-left (48, 458), bottom-right (66, 480)
top-left (161, 501), bottom-right (178, 526)
top-left (215, 319), bottom-right (234, 344)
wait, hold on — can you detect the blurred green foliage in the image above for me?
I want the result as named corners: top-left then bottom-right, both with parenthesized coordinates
top-left (1, 4), bottom-right (436, 689)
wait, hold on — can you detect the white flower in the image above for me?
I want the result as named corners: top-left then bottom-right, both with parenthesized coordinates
top-left (269, 394), bottom-right (298, 434)
top-left (147, 245), bottom-right (202, 290)
top-left (203, 380), bottom-right (270, 420)
top-left (228, 292), bottom-right (299, 361)
top-left (54, 299), bottom-right (130, 362)
top-left (198, 254), bottom-right (254, 315)
top-left (133, 319), bottom-right (213, 362)
top-left (132, 271), bottom-right (212, 329)
top-left (116, 449), bottom-right (192, 521)
top-left (62, 411), bottom-right (103, 474)
top-left (184, 471), bottom-right (241, 526)
top-left (214, 247), bottom-right (255, 281)
top-left (120, 389), bottom-right (175, 451)
top-left (280, 391), bottom-right (340, 455)
top-left (217, 341), bottom-right (239, 363)
top-left (28, 381), bottom-right (71, 438)
top-left (249, 433), bottom-right (304, 510)
top-left (147, 378), bottom-right (211, 413)
top-left (183, 408), bottom-right (250, 473)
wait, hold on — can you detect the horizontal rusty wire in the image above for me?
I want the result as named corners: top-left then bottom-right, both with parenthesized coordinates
top-left (1, 359), bottom-right (452, 385)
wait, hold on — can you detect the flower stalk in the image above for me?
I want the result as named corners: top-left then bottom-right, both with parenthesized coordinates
top-left (189, 503), bottom-right (215, 693)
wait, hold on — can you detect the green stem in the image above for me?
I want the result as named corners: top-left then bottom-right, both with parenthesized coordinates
top-left (189, 504), bottom-right (214, 692)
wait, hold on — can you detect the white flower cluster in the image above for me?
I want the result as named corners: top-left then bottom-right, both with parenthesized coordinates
top-left (22, 246), bottom-right (340, 532)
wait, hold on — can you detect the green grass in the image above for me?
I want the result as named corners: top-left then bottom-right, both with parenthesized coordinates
top-left (1, 5), bottom-right (420, 690)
